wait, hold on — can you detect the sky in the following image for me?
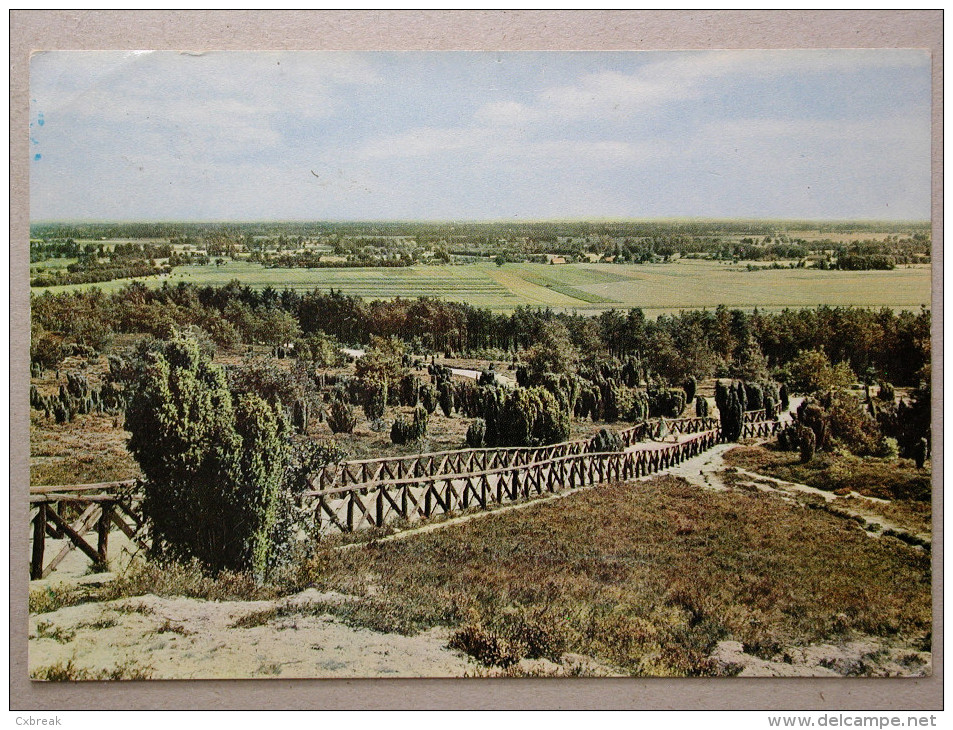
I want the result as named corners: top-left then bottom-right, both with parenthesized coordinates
top-left (29, 49), bottom-right (932, 222)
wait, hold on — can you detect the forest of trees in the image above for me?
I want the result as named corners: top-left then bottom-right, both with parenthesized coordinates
top-left (31, 281), bottom-right (931, 390)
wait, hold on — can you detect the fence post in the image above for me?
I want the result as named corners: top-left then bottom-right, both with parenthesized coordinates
top-left (97, 503), bottom-right (112, 568)
top-left (30, 503), bottom-right (47, 581)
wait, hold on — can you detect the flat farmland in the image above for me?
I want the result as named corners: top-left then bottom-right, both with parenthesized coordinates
top-left (31, 259), bottom-right (932, 316)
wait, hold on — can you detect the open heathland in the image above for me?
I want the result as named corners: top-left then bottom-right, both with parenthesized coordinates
top-left (291, 474), bottom-right (931, 676)
top-left (723, 445), bottom-right (931, 503)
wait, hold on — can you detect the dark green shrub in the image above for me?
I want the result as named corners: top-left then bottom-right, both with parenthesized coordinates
top-left (721, 391), bottom-right (743, 441)
top-left (605, 382), bottom-right (634, 422)
top-left (292, 398), bottom-right (310, 434)
top-left (390, 406), bottom-right (429, 444)
top-left (125, 334), bottom-right (288, 576)
top-left (683, 376), bottom-right (697, 403)
top-left (879, 381), bottom-right (896, 402)
top-left (744, 382), bottom-right (764, 411)
top-left (590, 428), bottom-right (623, 453)
top-left (362, 379), bottom-right (387, 423)
top-left (478, 385), bottom-right (507, 447)
top-left (797, 402), bottom-right (830, 452)
top-left (466, 419), bottom-right (486, 448)
top-left (400, 374), bottom-right (421, 407)
top-left (714, 380), bottom-right (730, 415)
top-left (419, 383), bottom-right (438, 414)
top-left (52, 399), bottom-right (70, 423)
top-left (695, 395), bottom-right (709, 418)
top-left (629, 389), bottom-right (649, 423)
top-left (500, 387), bottom-right (535, 446)
top-left (438, 383), bottom-right (455, 418)
top-left (66, 372), bottom-right (90, 400)
top-left (777, 425), bottom-right (796, 451)
top-left (533, 387), bottom-right (571, 445)
top-left (455, 380), bottom-right (479, 417)
top-left (327, 400), bottom-right (357, 434)
top-left (799, 426), bottom-right (816, 463)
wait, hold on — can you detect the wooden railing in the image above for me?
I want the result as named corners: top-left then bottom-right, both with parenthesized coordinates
top-left (301, 428), bottom-right (723, 535)
top-left (29, 479), bottom-right (144, 580)
top-left (743, 409), bottom-right (772, 423)
top-left (615, 417), bottom-right (720, 447)
top-left (312, 416), bottom-right (723, 491)
top-left (741, 419), bottom-right (782, 439)
top-left (312, 440), bottom-right (591, 491)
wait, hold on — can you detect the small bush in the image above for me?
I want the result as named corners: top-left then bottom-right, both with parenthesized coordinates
top-left (100, 559), bottom-right (279, 603)
top-left (590, 428), bottom-right (623, 453)
top-left (391, 406), bottom-right (429, 444)
top-left (799, 427), bottom-right (816, 463)
top-left (695, 395), bottom-right (709, 418)
top-left (466, 419), bottom-right (486, 448)
top-left (439, 383), bottom-right (455, 418)
top-left (29, 585), bottom-right (86, 615)
top-left (362, 380), bottom-right (387, 423)
top-left (327, 400), bottom-right (357, 434)
top-left (419, 383), bottom-right (438, 414)
top-left (450, 624), bottom-right (523, 668)
top-left (879, 381), bottom-right (896, 402)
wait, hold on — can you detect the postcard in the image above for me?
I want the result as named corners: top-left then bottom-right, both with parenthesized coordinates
top-left (24, 46), bottom-right (935, 690)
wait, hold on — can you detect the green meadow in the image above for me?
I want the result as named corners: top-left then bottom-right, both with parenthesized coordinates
top-left (30, 259), bottom-right (932, 316)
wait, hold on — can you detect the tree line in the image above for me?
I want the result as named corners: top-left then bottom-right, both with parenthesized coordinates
top-left (31, 281), bottom-right (930, 389)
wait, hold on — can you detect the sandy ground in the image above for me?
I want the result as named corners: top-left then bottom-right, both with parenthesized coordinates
top-left (711, 639), bottom-right (931, 678)
top-left (29, 584), bottom-right (929, 680)
top-left (29, 589), bottom-right (477, 679)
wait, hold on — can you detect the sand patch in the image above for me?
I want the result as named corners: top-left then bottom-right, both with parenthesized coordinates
top-left (30, 590), bottom-right (476, 680)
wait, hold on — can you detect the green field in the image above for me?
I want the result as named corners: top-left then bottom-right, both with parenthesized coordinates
top-left (30, 259), bottom-right (932, 316)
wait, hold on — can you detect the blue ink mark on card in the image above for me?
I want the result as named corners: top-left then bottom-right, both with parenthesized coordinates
top-left (38, 112), bottom-right (44, 126)
top-left (34, 153), bottom-right (42, 161)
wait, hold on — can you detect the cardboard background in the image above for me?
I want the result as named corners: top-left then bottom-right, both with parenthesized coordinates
top-left (10, 9), bottom-right (943, 710)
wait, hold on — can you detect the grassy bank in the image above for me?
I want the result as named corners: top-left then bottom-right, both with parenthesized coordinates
top-left (723, 445), bottom-right (931, 502)
top-left (297, 474), bottom-right (932, 675)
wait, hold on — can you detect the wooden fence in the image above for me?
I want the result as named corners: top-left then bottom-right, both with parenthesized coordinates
top-left (743, 409), bottom-right (772, 423)
top-left (313, 415), bottom-right (722, 491)
top-left (29, 479), bottom-right (144, 580)
top-left (615, 417), bottom-right (720, 447)
top-left (301, 428), bottom-right (724, 535)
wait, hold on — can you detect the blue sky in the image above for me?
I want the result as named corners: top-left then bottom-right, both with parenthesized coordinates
top-left (29, 50), bottom-right (931, 221)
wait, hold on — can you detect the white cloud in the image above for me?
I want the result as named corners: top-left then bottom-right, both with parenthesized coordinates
top-left (473, 49), bottom-right (929, 125)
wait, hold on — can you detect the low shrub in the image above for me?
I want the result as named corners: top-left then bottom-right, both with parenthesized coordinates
top-left (466, 419), bottom-right (486, 448)
top-left (327, 400), bottom-right (357, 434)
top-left (589, 428), bottom-right (623, 453)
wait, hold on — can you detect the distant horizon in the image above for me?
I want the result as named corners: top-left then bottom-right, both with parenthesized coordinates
top-left (31, 50), bottom-right (931, 222)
